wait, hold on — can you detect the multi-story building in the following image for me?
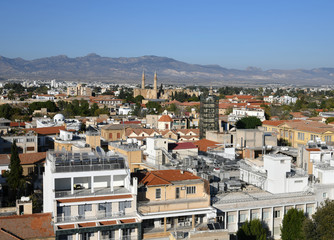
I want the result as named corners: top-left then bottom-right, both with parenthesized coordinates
top-left (0, 132), bottom-right (38, 153)
top-left (228, 107), bottom-right (265, 123)
top-left (263, 120), bottom-right (334, 148)
top-left (43, 150), bottom-right (141, 240)
top-left (199, 93), bottom-right (219, 139)
top-left (137, 170), bottom-right (216, 237)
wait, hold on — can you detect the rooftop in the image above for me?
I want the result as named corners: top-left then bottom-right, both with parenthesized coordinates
top-left (47, 151), bottom-right (127, 173)
top-left (140, 170), bottom-right (202, 186)
top-left (0, 213), bottom-right (54, 240)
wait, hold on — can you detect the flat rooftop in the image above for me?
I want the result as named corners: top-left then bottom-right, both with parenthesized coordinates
top-left (47, 151), bottom-right (127, 173)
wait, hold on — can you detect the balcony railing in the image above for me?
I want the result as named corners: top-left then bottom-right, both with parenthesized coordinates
top-left (54, 186), bottom-right (130, 198)
top-left (57, 211), bottom-right (127, 223)
top-left (54, 162), bottom-right (125, 173)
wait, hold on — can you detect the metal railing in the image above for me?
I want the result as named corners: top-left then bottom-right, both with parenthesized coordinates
top-left (55, 163), bottom-right (124, 173)
top-left (54, 186), bottom-right (130, 198)
top-left (57, 211), bottom-right (126, 223)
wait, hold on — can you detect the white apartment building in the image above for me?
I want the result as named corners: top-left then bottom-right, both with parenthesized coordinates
top-left (240, 154), bottom-right (308, 194)
top-left (43, 150), bottom-right (141, 240)
top-left (228, 107), bottom-right (265, 122)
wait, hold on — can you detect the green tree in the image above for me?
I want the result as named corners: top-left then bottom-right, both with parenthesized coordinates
top-left (281, 208), bottom-right (306, 240)
top-left (304, 200), bottom-right (334, 240)
top-left (7, 142), bottom-right (24, 200)
top-left (236, 219), bottom-right (269, 240)
top-left (146, 101), bottom-right (162, 114)
top-left (236, 116), bottom-right (262, 129)
top-left (0, 104), bottom-right (13, 119)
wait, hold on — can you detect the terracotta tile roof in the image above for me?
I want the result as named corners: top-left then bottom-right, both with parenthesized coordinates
top-left (0, 154), bottom-right (10, 165)
top-left (158, 115), bottom-right (173, 122)
top-left (25, 126), bottom-right (66, 135)
top-left (180, 102), bottom-right (200, 106)
top-left (0, 152), bottom-right (46, 166)
top-left (99, 220), bottom-right (117, 226)
top-left (194, 139), bottom-right (220, 152)
top-left (283, 120), bottom-right (334, 134)
top-left (120, 218), bottom-right (136, 223)
top-left (10, 122), bottom-right (26, 127)
top-left (169, 142), bottom-right (197, 150)
top-left (0, 213), bottom-right (54, 240)
top-left (165, 100), bottom-right (181, 105)
top-left (140, 170), bottom-right (201, 186)
top-left (57, 194), bottom-right (132, 203)
top-left (58, 224), bottom-right (75, 230)
top-left (219, 103), bottom-right (233, 109)
top-left (290, 112), bottom-right (308, 119)
top-left (19, 152), bottom-right (46, 165)
top-left (176, 129), bottom-right (200, 135)
top-left (262, 120), bottom-right (288, 127)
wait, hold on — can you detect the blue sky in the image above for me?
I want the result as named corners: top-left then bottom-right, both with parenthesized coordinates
top-left (0, 0), bottom-right (333, 69)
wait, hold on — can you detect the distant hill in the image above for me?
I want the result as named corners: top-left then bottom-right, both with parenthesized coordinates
top-left (0, 54), bottom-right (334, 86)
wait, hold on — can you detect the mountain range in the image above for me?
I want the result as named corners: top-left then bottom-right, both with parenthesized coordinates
top-left (0, 54), bottom-right (334, 86)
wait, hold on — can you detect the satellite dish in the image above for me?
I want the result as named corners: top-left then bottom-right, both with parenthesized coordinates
top-left (96, 146), bottom-right (105, 157)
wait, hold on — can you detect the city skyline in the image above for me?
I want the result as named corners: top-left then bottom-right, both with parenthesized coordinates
top-left (1, 0), bottom-right (334, 70)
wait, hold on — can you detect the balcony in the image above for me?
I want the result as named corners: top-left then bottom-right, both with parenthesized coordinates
top-left (55, 186), bottom-right (131, 198)
top-left (56, 211), bottom-right (137, 223)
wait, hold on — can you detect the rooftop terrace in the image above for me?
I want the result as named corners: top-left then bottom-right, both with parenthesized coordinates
top-left (47, 151), bottom-right (127, 173)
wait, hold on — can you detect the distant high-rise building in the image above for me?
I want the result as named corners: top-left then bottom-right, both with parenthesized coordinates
top-left (199, 89), bottom-right (219, 139)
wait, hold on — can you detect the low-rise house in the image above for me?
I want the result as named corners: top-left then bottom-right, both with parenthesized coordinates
top-left (137, 170), bottom-right (216, 236)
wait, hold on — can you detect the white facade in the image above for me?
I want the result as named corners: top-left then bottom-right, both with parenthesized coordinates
top-left (145, 137), bottom-right (171, 166)
top-left (228, 108), bottom-right (265, 122)
top-left (240, 154), bottom-right (308, 194)
top-left (43, 150), bottom-right (140, 239)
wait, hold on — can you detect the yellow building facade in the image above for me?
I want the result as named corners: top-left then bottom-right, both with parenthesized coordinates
top-left (263, 120), bottom-right (334, 148)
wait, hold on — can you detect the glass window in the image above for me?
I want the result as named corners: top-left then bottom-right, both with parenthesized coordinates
top-left (274, 210), bottom-right (281, 218)
top-left (239, 214), bottom-right (246, 222)
top-left (228, 215), bottom-right (234, 223)
top-left (186, 186), bottom-right (196, 194)
top-left (156, 188), bottom-right (161, 199)
top-left (263, 211), bottom-right (269, 219)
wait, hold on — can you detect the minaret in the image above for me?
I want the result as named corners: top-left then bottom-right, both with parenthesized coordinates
top-left (209, 86), bottom-right (213, 95)
top-left (141, 70), bottom-right (145, 89)
top-left (154, 71), bottom-right (157, 90)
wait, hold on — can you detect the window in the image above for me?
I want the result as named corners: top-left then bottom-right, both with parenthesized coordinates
top-left (186, 186), bottom-right (196, 194)
top-left (274, 210), bottom-right (281, 218)
top-left (306, 206), bottom-right (313, 215)
top-left (325, 136), bottom-right (332, 142)
top-left (298, 132), bottom-right (305, 141)
top-left (263, 211), bottom-right (269, 219)
top-left (109, 133), bottom-right (113, 139)
top-left (28, 167), bottom-right (34, 174)
top-left (323, 192), bottom-right (327, 198)
top-left (251, 212), bottom-right (259, 220)
top-left (85, 204), bottom-right (92, 211)
top-left (117, 133), bottom-right (120, 138)
top-left (156, 188), bottom-right (161, 199)
top-left (27, 138), bottom-right (35, 142)
top-left (26, 147), bottom-right (35, 151)
top-left (176, 187), bottom-right (180, 199)
top-left (228, 215), bottom-right (234, 223)
top-left (239, 213), bottom-right (246, 222)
